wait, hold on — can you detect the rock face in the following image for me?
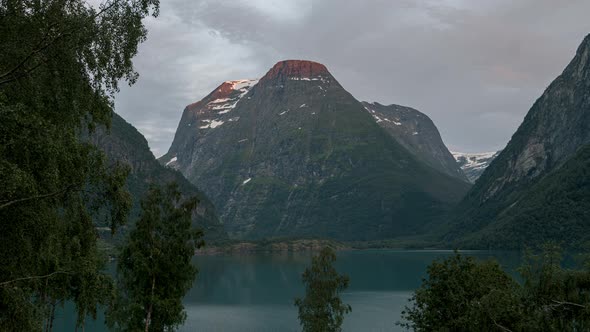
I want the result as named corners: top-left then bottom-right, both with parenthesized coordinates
top-left (161, 60), bottom-right (471, 241)
top-left (163, 79), bottom-right (259, 169)
top-left (446, 34), bottom-right (590, 249)
top-left (362, 102), bottom-right (468, 182)
top-left (451, 151), bottom-right (501, 183)
top-left (92, 113), bottom-right (227, 243)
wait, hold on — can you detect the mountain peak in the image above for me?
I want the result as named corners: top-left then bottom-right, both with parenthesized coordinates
top-left (362, 101), bottom-right (468, 182)
top-left (579, 33), bottom-right (590, 51)
top-left (567, 33), bottom-right (590, 78)
top-left (214, 79), bottom-right (259, 97)
top-left (260, 60), bottom-right (330, 82)
top-left (186, 78), bottom-right (258, 112)
top-left (223, 79), bottom-right (259, 89)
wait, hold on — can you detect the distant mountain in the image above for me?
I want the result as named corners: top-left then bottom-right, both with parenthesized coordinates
top-left (451, 151), bottom-right (501, 183)
top-left (363, 102), bottom-right (468, 182)
top-left (160, 60), bottom-right (470, 241)
top-left (92, 113), bottom-right (227, 243)
top-left (446, 34), bottom-right (590, 249)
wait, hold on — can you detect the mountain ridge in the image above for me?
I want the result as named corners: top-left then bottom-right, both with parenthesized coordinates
top-left (259, 60), bottom-right (330, 82)
top-left (362, 101), bottom-right (468, 182)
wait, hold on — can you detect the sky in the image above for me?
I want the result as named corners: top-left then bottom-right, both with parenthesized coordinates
top-left (112, 0), bottom-right (590, 157)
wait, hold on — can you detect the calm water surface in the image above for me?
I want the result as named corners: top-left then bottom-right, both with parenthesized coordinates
top-left (54, 250), bottom-right (520, 332)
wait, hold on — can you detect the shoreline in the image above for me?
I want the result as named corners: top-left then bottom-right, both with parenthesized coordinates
top-left (196, 239), bottom-right (350, 255)
top-left (196, 238), bottom-right (519, 255)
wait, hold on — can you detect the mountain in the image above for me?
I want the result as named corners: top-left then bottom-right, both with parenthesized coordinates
top-left (362, 102), bottom-right (468, 182)
top-left (446, 34), bottom-right (590, 249)
top-left (92, 113), bottom-right (227, 243)
top-left (451, 151), bottom-right (501, 183)
top-left (160, 60), bottom-right (471, 241)
top-left (458, 145), bottom-right (590, 249)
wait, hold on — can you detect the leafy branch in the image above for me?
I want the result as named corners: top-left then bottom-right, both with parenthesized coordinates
top-left (0, 0), bottom-right (121, 86)
top-left (0, 185), bottom-right (75, 210)
top-left (0, 271), bottom-right (71, 287)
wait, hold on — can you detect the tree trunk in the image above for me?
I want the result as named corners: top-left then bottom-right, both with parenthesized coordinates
top-left (75, 316), bottom-right (86, 332)
top-left (42, 280), bottom-right (49, 332)
top-left (145, 276), bottom-right (156, 332)
top-left (48, 300), bottom-right (56, 332)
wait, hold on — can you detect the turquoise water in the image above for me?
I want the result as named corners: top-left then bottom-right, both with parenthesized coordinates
top-left (54, 250), bottom-right (520, 331)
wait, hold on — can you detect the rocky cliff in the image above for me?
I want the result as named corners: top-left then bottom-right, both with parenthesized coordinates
top-left (446, 34), bottom-right (590, 248)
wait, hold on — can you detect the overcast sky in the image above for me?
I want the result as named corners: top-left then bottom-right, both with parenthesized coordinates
top-left (112, 0), bottom-right (590, 157)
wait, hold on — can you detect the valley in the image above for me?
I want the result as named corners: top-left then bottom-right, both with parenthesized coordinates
top-left (3, 2), bottom-right (589, 329)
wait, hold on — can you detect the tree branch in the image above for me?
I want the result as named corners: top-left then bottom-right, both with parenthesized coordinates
top-left (0, 32), bottom-right (70, 86)
top-left (551, 300), bottom-right (586, 308)
top-left (0, 0), bottom-right (119, 85)
top-left (0, 271), bottom-right (71, 287)
top-left (0, 0), bottom-right (139, 87)
top-left (0, 185), bottom-right (74, 210)
top-left (492, 319), bottom-right (513, 332)
top-left (0, 60), bottom-right (46, 86)
top-left (93, 0), bottom-right (121, 19)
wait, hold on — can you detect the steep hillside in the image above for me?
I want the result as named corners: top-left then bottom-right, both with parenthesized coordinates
top-left (161, 60), bottom-right (470, 241)
top-left (362, 102), bottom-right (467, 182)
top-left (447, 34), bottom-right (590, 248)
top-left (93, 113), bottom-right (227, 243)
top-left (452, 151), bottom-right (501, 183)
top-left (456, 144), bottom-right (590, 249)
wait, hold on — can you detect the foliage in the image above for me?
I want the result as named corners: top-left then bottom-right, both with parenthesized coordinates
top-left (0, 0), bottom-right (158, 329)
top-left (107, 183), bottom-right (204, 332)
top-left (399, 252), bottom-right (520, 331)
top-left (517, 244), bottom-right (590, 331)
top-left (400, 246), bottom-right (590, 331)
top-left (295, 247), bottom-right (351, 332)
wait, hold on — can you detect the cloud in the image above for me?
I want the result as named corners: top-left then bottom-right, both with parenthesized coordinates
top-left (114, 0), bottom-right (590, 156)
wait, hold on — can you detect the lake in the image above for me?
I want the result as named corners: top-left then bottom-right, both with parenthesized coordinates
top-left (54, 249), bottom-right (521, 331)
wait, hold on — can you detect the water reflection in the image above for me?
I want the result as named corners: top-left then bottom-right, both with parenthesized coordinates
top-left (54, 250), bottom-right (521, 332)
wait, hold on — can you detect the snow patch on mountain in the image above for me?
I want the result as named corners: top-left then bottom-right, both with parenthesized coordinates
top-left (452, 151), bottom-right (501, 183)
top-left (230, 79), bottom-right (259, 91)
top-left (364, 104), bottom-right (402, 125)
top-left (289, 76), bottom-right (330, 84)
top-left (166, 156), bottom-right (177, 166)
top-left (196, 79), bottom-right (259, 131)
top-left (200, 119), bottom-right (225, 129)
top-left (207, 79), bottom-right (259, 116)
